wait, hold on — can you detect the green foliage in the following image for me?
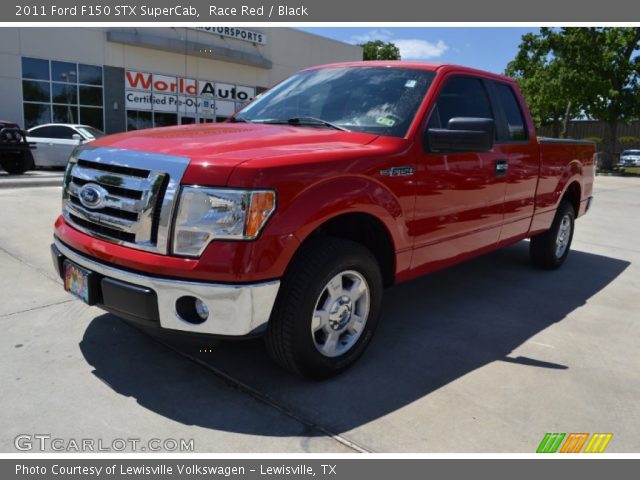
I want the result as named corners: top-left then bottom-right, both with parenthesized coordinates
top-left (505, 32), bottom-right (580, 131)
top-left (583, 136), bottom-right (603, 144)
top-left (360, 40), bottom-right (401, 61)
top-left (544, 28), bottom-right (640, 124)
top-left (618, 136), bottom-right (640, 143)
top-left (506, 28), bottom-right (640, 168)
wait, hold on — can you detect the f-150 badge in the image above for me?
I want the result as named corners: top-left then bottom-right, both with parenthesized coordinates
top-left (380, 166), bottom-right (415, 177)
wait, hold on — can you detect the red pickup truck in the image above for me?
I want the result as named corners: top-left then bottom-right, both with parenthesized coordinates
top-left (51, 62), bottom-right (595, 379)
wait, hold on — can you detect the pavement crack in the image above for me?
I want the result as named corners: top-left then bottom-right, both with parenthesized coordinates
top-left (0, 244), bottom-right (61, 284)
top-left (0, 299), bottom-right (73, 319)
top-left (156, 338), bottom-right (372, 454)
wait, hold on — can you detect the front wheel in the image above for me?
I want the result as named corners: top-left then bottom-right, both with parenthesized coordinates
top-left (265, 237), bottom-right (383, 380)
top-left (530, 200), bottom-right (575, 270)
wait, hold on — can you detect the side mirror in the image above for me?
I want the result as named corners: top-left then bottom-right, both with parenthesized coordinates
top-left (426, 117), bottom-right (494, 153)
top-left (71, 133), bottom-right (83, 142)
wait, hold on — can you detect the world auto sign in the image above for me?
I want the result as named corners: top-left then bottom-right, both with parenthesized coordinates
top-left (124, 71), bottom-right (256, 117)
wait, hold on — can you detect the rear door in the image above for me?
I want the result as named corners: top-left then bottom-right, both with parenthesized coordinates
top-left (487, 80), bottom-right (540, 244)
top-left (411, 74), bottom-right (507, 271)
top-left (27, 126), bottom-right (54, 167)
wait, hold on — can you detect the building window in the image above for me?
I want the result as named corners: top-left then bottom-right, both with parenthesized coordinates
top-left (23, 103), bottom-right (51, 127)
top-left (21, 57), bottom-right (104, 131)
top-left (53, 105), bottom-right (78, 124)
top-left (22, 80), bottom-right (50, 102)
top-left (80, 107), bottom-right (104, 129)
top-left (153, 112), bottom-right (178, 127)
top-left (79, 86), bottom-right (103, 106)
top-left (126, 110), bottom-right (153, 131)
top-left (22, 57), bottom-right (49, 81)
top-left (52, 83), bottom-right (77, 104)
top-left (79, 64), bottom-right (103, 86)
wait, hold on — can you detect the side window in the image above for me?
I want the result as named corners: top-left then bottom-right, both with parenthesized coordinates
top-left (428, 76), bottom-right (493, 129)
top-left (47, 126), bottom-right (75, 139)
top-left (28, 126), bottom-right (53, 138)
top-left (494, 83), bottom-right (527, 141)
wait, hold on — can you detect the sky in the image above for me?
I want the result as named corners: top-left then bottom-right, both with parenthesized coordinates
top-left (297, 28), bottom-right (538, 74)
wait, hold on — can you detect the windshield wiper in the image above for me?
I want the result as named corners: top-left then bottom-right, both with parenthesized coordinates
top-left (254, 117), bottom-right (349, 131)
top-left (230, 115), bottom-right (252, 123)
top-left (288, 117), bottom-right (350, 131)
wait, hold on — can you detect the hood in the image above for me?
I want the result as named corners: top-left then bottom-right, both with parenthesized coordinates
top-left (91, 123), bottom-right (379, 185)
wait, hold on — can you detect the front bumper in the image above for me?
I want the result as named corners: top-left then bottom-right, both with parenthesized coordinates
top-left (52, 238), bottom-right (280, 337)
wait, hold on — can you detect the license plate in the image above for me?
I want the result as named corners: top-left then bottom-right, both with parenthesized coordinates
top-left (63, 261), bottom-right (91, 303)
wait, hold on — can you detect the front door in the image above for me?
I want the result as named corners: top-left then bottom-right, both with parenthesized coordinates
top-left (410, 74), bottom-right (507, 273)
top-left (27, 125), bottom-right (81, 167)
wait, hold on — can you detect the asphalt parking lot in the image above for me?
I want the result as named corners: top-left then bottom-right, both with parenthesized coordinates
top-left (0, 176), bottom-right (638, 453)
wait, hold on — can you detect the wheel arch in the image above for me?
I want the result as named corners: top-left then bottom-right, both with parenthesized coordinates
top-left (561, 180), bottom-right (581, 216)
top-left (293, 212), bottom-right (397, 288)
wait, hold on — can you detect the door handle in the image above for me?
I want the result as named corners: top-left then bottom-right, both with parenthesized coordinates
top-left (495, 159), bottom-right (508, 177)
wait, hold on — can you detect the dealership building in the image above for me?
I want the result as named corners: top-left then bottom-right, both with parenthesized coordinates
top-left (0, 27), bottom-right (361, 133)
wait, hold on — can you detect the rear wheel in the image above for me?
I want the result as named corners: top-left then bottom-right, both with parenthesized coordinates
top-left (265, 237), bottom-right (383, 380)
top-left (530, 200), bottom-right (575, 270)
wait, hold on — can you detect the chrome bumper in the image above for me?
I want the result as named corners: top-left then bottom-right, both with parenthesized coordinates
top-left (53, 238), bottom-right (280, 336)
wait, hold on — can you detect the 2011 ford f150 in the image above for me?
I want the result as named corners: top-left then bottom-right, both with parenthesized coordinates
top-left (51, 62), bottom-right (595, 379)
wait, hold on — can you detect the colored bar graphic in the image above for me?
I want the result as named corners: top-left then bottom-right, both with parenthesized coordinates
top-left (537, 433), bottom-right (613, 453)
top-left (584, 433), bottom-right (613, 453)
top-left (537, 433), bottom-right (565, 453)
top-left (560, 433), bottom-right (589, 453)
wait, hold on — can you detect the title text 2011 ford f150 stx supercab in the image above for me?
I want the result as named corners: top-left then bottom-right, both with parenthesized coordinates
top-left (51, 62), bottom-right (595, 379)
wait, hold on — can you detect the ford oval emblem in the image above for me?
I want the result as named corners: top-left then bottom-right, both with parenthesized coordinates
top-left (78, 183), bottom-right (107, 209)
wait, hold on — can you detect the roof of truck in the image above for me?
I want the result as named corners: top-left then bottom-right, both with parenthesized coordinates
top-left (303, 61), bottom-right (515, 83)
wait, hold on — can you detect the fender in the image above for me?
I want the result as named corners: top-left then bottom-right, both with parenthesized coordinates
top-left (555, 159), bottom-right (584, 208)
top-left (529, 157), bottom-right (584, 236)
top-left (259, 174), bottom-right (411, 274)
top-left (270, 174), bottom-right (409, 250)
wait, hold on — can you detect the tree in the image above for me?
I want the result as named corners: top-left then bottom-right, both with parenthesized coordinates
top-left (506, 28), bottom-right (640, 169)
top-left (360, 40), bottom-right (401, 61)
top-left (505, 33), bottom-right (580, 137)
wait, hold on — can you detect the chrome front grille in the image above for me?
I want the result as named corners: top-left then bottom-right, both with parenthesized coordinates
top-left (62, 146), bottom-right (190, 254)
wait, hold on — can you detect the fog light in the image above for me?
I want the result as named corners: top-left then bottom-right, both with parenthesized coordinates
top-left (195, 298), bottom-right (209, 320)
top-left (176, 296), bottom-right (209, 324)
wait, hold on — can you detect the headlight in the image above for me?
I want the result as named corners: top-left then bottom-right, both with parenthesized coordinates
top-left (172, 187), bottom-right (276, 257)
top-left (62, 145), bottom-right (84, 191)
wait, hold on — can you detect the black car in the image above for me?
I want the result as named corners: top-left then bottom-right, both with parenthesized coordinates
top-left (0, 120), bottom-right (35, 174)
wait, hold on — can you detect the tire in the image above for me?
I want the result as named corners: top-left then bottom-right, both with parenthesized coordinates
top-left (530, 200), bottom-right (575, 270)
top-left (265, 237), bottom-right (383, 380)
top-left (0, 152), bottom-right (32, 175)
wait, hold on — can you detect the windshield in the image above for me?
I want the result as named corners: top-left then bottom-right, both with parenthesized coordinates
top-left (77, 126), bottom-right (105, 139)
top-left (622, 150), bottom-right (640, 155)
top-left (236, 67), bottom-right (436, 137)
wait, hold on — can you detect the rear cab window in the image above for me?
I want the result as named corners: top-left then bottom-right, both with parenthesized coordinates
top-left (492, 82), bottom-right (528, 142)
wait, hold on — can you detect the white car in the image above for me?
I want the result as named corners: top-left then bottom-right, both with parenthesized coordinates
top-left (26, 123), bottom-right (105, 168)
top-left (619, 149), bottom-right (640, 167)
